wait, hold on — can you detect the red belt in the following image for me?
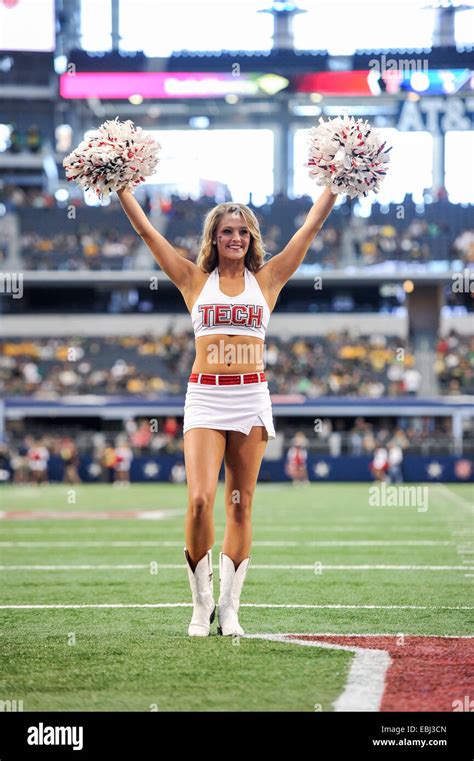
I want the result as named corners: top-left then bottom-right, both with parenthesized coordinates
top-left (189, 372), bottom-right (266, 386)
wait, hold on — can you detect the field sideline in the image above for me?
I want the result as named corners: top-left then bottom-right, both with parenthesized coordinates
top-left (0, 482), bottom-right (472, 712)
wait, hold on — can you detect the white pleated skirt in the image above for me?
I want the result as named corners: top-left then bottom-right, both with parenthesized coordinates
top-left (183, 380), bottom-right (276, 439)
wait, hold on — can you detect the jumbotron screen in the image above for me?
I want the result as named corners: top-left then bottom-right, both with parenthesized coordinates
top-left (0, 0), bottom-right (55, 52)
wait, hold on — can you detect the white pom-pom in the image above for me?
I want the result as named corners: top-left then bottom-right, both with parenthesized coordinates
top-left (306, 115), bottom-right (391, 199)
top-left (63, 118), bottom-right (161, 201)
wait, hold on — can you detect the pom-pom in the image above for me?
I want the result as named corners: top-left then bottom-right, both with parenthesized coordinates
top-left (63, 118), bottom-right (161, 201)
top-left (306, 114), bottom-right (392, 199)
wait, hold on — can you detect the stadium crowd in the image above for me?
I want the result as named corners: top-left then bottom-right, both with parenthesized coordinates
top-left (0, 413), bottom-right (460, 486)
top-left (0, 331), bottom-right (424, 398)
top-left (3, 123), bottom-right (43, 154)
top-left (20, 229), bottom-right (141, 271)
top-left (1, 185), bottom-right (472, 271)
top-left (435, 332), bottom-right (474, 395)
top-left (0, 416), bottom-right (184, 486)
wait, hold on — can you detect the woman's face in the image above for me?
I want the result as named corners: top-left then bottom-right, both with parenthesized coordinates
top-left (214, 212), bottom-right (251, 263)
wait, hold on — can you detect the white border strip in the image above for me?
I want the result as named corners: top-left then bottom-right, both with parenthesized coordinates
top-left (244, 633), bottom-right (390, 712)
top-left (253, 633), bottom-right (474, 638)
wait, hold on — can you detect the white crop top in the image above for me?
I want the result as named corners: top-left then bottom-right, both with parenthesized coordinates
top-left (191, 267), bottom-right (271, 340)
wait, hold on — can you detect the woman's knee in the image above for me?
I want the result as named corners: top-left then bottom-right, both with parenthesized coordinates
top-left (225, 490), bottom-right (253, 521)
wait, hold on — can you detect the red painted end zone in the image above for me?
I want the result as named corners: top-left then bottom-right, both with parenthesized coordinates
top-left (1, 510), bottom-right (146, 520)
top-left (289, 635), bottom-right (474, 712)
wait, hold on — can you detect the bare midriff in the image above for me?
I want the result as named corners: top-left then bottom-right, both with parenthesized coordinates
top-left (192, 334), bottom-right (266, 375)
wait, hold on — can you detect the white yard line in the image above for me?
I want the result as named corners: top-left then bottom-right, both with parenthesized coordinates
top-left (242, 603), bottom-right (474, 610)
top-left (0, 540), bottom-right (456, 548)
top-left (434, 484), bottom-right (474, 513)
top-left (0, 563), bottom-right (471, 572)
top-left (0, 603), bottom-right (472, 610)
top-left (0, 525), bottom-right (450, 534)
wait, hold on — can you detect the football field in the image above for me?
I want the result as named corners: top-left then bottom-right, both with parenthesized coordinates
top-left (0, 482), bottom-right (472, 712)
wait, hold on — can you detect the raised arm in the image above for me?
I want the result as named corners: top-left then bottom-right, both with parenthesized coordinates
top-left (116, 188), bottom-right (198, 291)
top-left (260, 187), bottom-right (338, 294)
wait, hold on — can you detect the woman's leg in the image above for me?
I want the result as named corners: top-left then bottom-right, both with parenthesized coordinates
top-left (222, 425), bottom-right (268, 565)
top-left (184, 428), bottom-right (226, 569)
top-left (217, 425), bottom-right (268, 635)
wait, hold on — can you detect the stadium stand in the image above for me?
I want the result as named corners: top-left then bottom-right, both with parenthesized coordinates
top-left (0, 331), bottom-right (420, 398)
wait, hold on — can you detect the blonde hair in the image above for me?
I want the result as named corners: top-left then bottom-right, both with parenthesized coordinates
top-left (196, 203), bottom-right (265, 273)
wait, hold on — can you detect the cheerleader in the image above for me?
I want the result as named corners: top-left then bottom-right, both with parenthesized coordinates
top-left (117, 187), bottom-right (338, 636)
top-left (370, 446), bottom-right (389, 482)
top-left (27, 439), bottom-right (50, 486)
top-left (113, 436), bottom-right (133, 486)
top-left (65, 114), bottom-right (389, 636)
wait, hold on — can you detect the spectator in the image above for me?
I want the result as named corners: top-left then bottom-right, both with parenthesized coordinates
top-left (370, 446), bottom-right (388, 482)
top-left (60, 438), bottom-right (81, 484)
top-left (26, 125), bottom-right (42, 154)
top-left (113, 436), bottom-right (133, 486)
top-left (403, 368), bottom-right (421, 396)
top-left (387, 443), bottom-right (404, 483)
top-left (27, 440), bottom-right (49, 485)
top-left (285, 432), bottom-right (309, 485)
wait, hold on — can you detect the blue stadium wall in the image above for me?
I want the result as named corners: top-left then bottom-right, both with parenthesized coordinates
top-left (18, 453), bottom-right (474, 484)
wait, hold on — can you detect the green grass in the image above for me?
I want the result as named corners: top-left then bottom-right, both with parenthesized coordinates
top-left (0, 482), bottom-right (472, 711)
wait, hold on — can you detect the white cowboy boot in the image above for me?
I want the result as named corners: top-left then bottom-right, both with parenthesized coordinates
top-left (217, 552), bottom-right (251, 636)
top-left (184, 548), bottom-right (216, 637)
